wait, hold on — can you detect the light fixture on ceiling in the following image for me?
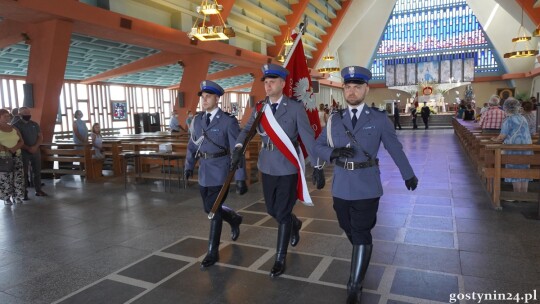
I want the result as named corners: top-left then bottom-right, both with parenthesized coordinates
top-left (196, 0), bottom-right (223, 15)
top-left (503, 9), bottom-right (538, 58)
top-left (188, 0), bottom-right (235, 41)
top-left (276, 43), bottom-right (286, 63)
top-left (283, 27), bottom-right (293, 46)
top-left (317, 0), bottom-right (340, 74)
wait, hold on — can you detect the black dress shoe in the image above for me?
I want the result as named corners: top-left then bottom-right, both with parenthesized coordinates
top-left (290, 215), bottom-right (302, 247)
top-left (200, 253), bottom-right (218, 268)
top-left (270, 259), bottom-right (286, 277)
top-left (230, 215), bottom-right (242, 241)
top-left (35, 190), bottom-right (48, 197)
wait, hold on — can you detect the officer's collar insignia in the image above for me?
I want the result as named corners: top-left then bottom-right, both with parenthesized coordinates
top-left (348, 66), bottom-right (355, 76)
top-left (365, 110), bottom-right (370, 114)
top-left (283, 102), bottom-right (287, 106)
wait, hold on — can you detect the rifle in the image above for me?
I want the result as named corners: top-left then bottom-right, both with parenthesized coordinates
top-left (208, 98), bottom-right (268, 220)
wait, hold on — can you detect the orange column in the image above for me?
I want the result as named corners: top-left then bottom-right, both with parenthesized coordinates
top-left (176, 53), bottom-right (212, 125)
top-left (25, 19), bottom-right (73, 143)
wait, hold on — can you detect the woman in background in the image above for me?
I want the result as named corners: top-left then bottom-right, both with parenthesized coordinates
top-left (0, 109), bottom-right (25, 205)
top-left (491, 98), bottom-right (532, 194)
top-left (72, 110), bottom-right (88, 148)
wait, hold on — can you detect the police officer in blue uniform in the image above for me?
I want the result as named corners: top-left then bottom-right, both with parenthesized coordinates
top-left (314, 66), bottom-right (418, 304)
top-left (184, 80), bottom-right (248, 269)
top-left (231, 63), bottom-right (325, 277)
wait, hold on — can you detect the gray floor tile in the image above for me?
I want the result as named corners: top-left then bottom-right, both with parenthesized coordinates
top-left (302, 219), bottom-right (342, 235)
top-left (404, 229), bottom-right (454, 248)
top-left (412, 205), bottom-right (453, 217)
top-left (69, 245), bottom-right (149, 277)
top-left (4, 265), bottom-right (103, 303)
top-left (57, 279), bottom-right (145, 304)
top-left (460, 251), bottom-right (540, 283)
top-left (408, 215), bottom-right (454, 230)
top-left (237, 212), bottom-right (267, 225)
top-left (118, 255), bottom-right (189, 283)
top-left (415, 196), bottom-right (452, 206)
top-left (161, 237), bottom-right (208, 258)
top-left (390, 268), bottom-right (458, 302)
top-left (218, 243), bottom-right (269, 268)
top-left (393, 244), bottom-right (461, 274)
top-left (242, 202), bottom-right (267, 213)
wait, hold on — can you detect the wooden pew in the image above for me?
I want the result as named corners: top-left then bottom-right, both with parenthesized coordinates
top-left (482, 144), bottom-right (540, 209)
top-left (40, 143), bottom-right (99, 181)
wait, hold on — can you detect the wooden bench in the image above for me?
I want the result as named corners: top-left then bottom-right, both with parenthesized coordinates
top-left (453, 118), bottom-right (540, 211)
top-left (54, 128), bottom-right (123, 141)
top-left (40, 143), bottom-right (100, 181)
top-left (482, 144), bottom-right (540, 209)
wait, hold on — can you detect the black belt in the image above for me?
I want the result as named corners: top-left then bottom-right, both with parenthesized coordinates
top-left (335, 158), bottom-right (379, 170)
top-left (196, 151), bottom-right (229, 159)
top-left (261, 142), bottom-right (298, 151)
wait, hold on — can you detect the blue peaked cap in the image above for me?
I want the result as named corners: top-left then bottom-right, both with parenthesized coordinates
top-left (261, 63), bottom-right (289, 80)
top-left (199, 80), bottom-right (224, 96)
top-left (341, 66), bottom-right (372, 84)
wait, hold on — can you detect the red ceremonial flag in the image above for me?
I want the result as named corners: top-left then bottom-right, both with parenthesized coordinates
top-left (283, 33), bottom-right (322, 143)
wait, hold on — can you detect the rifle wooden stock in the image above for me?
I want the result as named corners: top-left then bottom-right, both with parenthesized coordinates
top-left (208, 100), bottom-right (267, 220)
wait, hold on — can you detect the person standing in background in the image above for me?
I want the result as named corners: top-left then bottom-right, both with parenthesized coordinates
top-left (10, 108), bottom-right (20, 125)
top-left (411, 107), bottom-right (418, 129)
top-left (0, 109), bottom-right (25, 205)
top-left (421, 102), bottom-right (430, 129)
top-left (169, 111), bottom-right (184, 133)
top-left (72, 110), bottom-right (88, 148)
top-left (393, 103), bottom-right (402, 130)
top-left (13, 107), bottom-right (47, 198)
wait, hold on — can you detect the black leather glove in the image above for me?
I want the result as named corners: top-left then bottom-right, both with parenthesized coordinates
top-left (312, 168), bottom-right (325, 189)
top-left (184, 169), bottom-right (193, 180)
top-left (236, 180), bottom-right (248, 195)
top-left (230, 146), bottom-right (243, 170)
top-left (405, 175), bottom-right (418, 191)
top-left (330, 147), bottom-right (355, 161)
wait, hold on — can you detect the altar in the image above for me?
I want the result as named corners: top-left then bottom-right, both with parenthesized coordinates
top-left (389, 82), bottom-right (470, 114)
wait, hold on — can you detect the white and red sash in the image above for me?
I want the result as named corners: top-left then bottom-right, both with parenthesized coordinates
top-left (258, 102), bottom-right (313, 206)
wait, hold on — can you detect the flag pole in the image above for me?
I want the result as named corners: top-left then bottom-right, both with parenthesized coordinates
top-left (282, 15), bottom-right (308, 67)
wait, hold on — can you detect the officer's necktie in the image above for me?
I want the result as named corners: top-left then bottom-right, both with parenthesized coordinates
top-left (206, 113), bottom-right (211, 126)
top-left (271, 103), bottom-right (278, 115)
top-left (351, 109), bottom-right (358, 128)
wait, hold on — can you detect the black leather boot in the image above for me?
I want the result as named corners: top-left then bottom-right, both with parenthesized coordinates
top-left (270, 219), bottom-right (291, 277)
top-left (346, 244), bottom-right (373, 304)
top-left (290, 213), bottom-right (302, 247)
top-left (222, 206), bottom-right (243, 241)
top-left (201, 219), bottom-right (222, 268)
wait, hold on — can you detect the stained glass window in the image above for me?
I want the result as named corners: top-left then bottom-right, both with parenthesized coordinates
top-left (371, 0), bottom-right (502, 81)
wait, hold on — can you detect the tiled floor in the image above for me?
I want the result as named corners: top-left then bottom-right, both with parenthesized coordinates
top-left (1, 129), bottom-right (539, 304)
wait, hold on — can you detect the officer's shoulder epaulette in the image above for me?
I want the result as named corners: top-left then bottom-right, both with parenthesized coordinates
top-left (221, 111), bottom-right (233, 117)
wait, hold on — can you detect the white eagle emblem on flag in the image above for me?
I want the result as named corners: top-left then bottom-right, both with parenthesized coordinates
top-left (293, 77), bottom-right (315, 110)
